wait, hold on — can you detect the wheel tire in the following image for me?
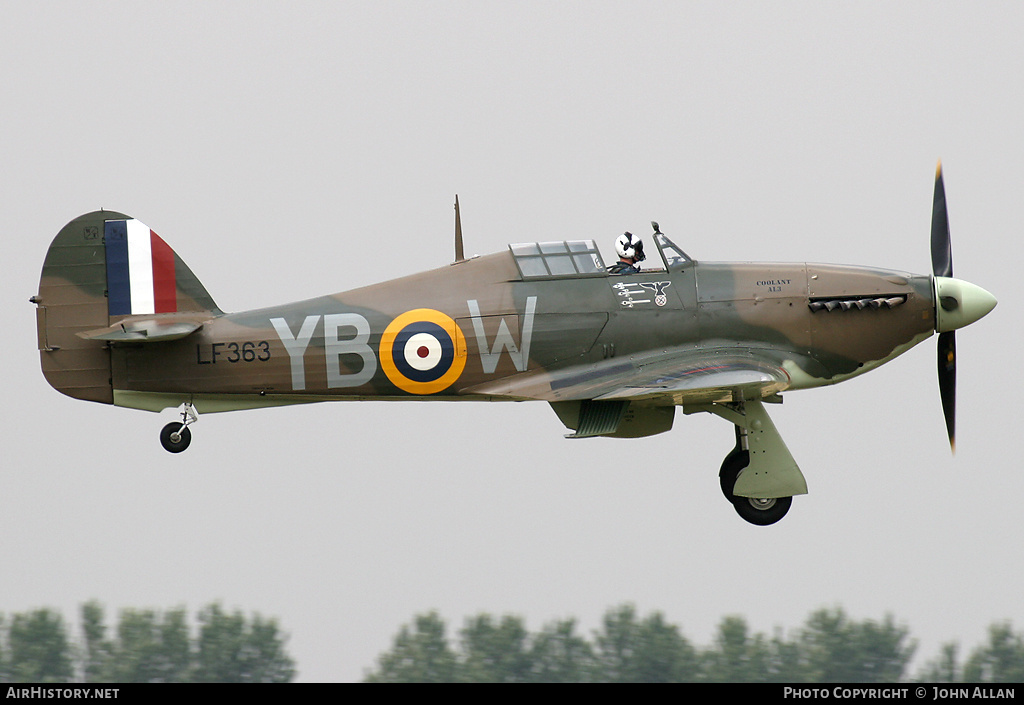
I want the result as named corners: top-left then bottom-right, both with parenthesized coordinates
top-left (719, 448), bottom-right (792, 525)
top-left (160, 423), bottom-right (192, 453)
top-left (719, 448), bottom-right (749, 502)
top-left (732, 494), bottom-right (792, 526)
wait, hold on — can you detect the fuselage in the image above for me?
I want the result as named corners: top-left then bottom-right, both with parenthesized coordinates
top-left (106, 248), bottom-right (937, 413)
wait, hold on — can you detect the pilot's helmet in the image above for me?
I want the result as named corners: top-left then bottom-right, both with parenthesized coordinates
top-left (615, 231), bottom-right (646, 262)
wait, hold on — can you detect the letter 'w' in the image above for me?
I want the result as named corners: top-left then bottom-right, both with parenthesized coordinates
top-left (466, 297), bottom-right (537, 374)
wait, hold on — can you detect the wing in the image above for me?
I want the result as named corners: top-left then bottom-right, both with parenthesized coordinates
top-left (461, 348), bottom-right (791, 405)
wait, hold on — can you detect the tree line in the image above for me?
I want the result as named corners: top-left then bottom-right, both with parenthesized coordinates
top-left (364, 605), bottom-right (1024, 683)
top-left (3, 602), bottom-right (1019, 682)
top-left (0, 602), bottom-right (294, 683)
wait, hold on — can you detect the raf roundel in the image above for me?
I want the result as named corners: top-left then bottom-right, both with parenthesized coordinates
top-left (379, 309), bottom-right (467, 394)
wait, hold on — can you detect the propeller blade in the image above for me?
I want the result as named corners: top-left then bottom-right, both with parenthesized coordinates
top-left (937, 330), bottom-right (956, 453)
top-left (931, 161), bottom-right (953, 278)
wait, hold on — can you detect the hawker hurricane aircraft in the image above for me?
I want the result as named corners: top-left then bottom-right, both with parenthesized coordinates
top-left (33, 166), bottom-right (995, 525)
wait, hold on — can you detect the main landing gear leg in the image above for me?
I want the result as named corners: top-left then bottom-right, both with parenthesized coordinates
top-left (687, 400), bottom-right (807, 526)
top-left (160, 402), bottom-right (197, 453)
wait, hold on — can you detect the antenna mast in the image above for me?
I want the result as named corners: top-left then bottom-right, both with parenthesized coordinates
top-left (454, 195), bottom-right (465, 262)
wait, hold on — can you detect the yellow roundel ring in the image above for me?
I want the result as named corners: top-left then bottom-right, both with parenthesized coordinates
top-left (379, 309), bottom-right (467, 395)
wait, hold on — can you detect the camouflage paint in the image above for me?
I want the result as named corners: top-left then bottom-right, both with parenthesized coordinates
top-left (36, 211), bottom-right (939, 412)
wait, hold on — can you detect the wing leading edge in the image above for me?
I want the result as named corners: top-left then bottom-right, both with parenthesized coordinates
top-left (461, 348), bottom-right (791, 405)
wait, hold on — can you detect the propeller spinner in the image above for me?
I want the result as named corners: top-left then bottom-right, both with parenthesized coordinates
top-left (929, 163), bottom-right (997, 452)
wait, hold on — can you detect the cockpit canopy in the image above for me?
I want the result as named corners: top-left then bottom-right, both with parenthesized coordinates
top-left (509, 233), bottom-right (692, 280)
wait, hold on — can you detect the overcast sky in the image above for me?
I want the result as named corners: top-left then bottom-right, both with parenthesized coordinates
top-left (3, 1), bottom-right (1021, 682)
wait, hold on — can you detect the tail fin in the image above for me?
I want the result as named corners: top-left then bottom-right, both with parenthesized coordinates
top-left (34, 210), bottom-right (219, 404)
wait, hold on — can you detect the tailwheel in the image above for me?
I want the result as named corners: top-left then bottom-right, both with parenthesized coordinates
top-left (719, 446), bottom-right (792, 526)
top-left (160, 402), bottom-right (196, 453)
top-left (160, 423), bottom-right (192, 453)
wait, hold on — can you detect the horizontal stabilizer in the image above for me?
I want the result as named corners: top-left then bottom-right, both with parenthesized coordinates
top-left (78, 319), bottom-right (203, 343)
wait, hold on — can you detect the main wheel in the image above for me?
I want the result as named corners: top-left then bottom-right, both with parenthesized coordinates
top-left (719, 448), bottom-right (749, 502)
top-left (719, 447), bottom-right (792, 525)
top-left (732, 493), bottom-right (792, 526)
top-left (160, 423), bottom-right (192, 453)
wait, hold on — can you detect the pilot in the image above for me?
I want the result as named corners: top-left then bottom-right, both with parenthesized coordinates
top-left (607, 232), bottom-right (646, 274)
